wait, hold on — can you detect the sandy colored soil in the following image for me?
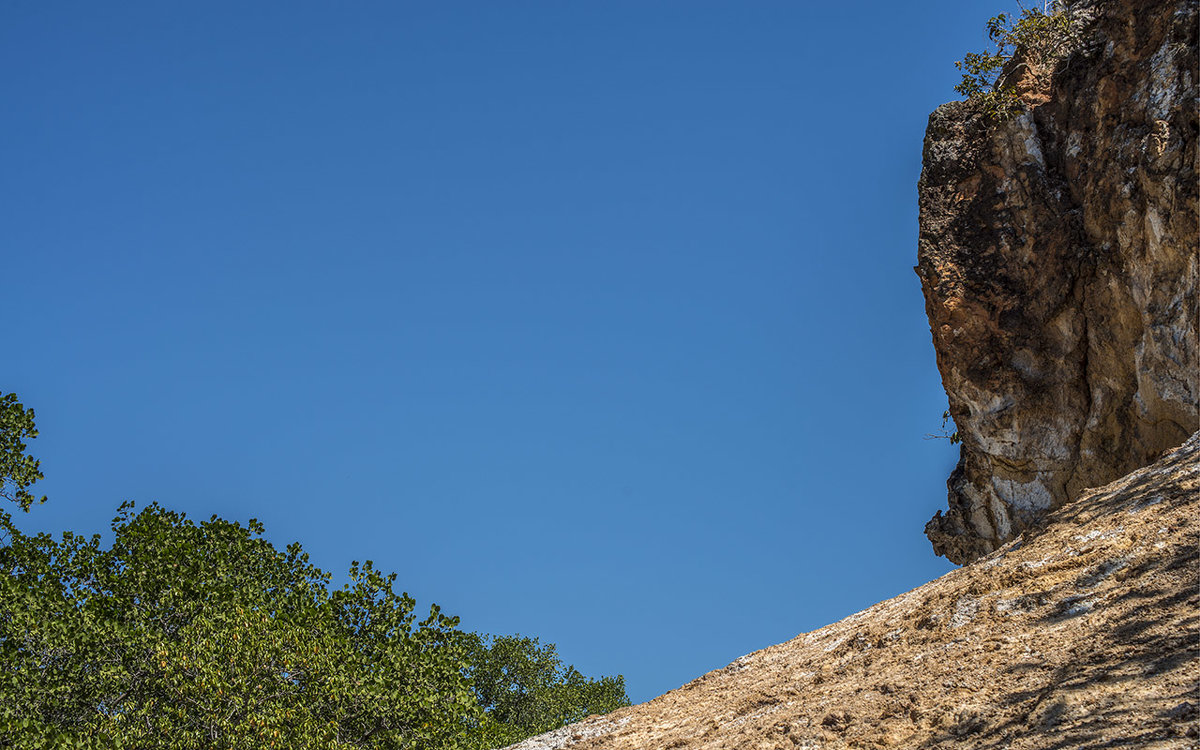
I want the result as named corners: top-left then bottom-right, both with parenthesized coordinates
top-left (508, 434), bottom-right (1200, 749)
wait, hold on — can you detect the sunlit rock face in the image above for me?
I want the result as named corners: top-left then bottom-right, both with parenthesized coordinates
top-left (504, 433), bottom-right (1200, 749)
top-left (917, 0), bottom-right (1198, 564)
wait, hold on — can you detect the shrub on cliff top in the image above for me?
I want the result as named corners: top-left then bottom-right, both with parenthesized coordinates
top-left (955, 1), bottom-right (1082, 120)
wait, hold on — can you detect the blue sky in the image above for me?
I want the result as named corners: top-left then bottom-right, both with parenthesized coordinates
top-left (4, 1), bottom-right (1000, 704)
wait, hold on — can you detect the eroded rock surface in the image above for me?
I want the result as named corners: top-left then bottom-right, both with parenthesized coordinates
top-left (917, 0), bottom-right (1198, 563)
top-left (505, 433), bottom-right (1200, 750)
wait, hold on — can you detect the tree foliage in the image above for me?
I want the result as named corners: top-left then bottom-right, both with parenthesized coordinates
top-left (0, 393), bottom-right (45, 512)
top-left (0, 397), bottom-right (629, 749)
top-left (954, 1), bottom-right (1081, 120)
top-left (1, 503), bottom-right (482, 749)
top-left (466, 634), bottom-right (630, 745)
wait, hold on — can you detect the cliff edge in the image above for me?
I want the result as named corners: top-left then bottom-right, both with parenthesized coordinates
top-left (917, 0), bottom-right (1199, 564)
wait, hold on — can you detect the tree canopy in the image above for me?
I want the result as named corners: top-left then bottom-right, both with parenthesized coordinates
top-left (0, 394), bottom-right (628, 749)
top-left (467, 634), bottom-right (630, 745)
top-left (0, 393), bottom-right (45, 512)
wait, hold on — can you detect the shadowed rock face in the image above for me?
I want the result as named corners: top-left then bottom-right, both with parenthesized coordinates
top-left (506, 433), bottom-right (1200, 750)
top-left (917, 0), bottom-right (1198, 564)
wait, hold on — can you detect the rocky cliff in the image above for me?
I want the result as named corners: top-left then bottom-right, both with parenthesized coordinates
top-left (507, 433), bottom-right (1199, 749)
top-left (917, 0), bottom-right (1199, 564)
top-left (498, 3), bottom-right (1200, 746)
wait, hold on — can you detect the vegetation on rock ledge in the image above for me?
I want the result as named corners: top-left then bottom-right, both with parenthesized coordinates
top-left (955, 1), bottom-right (1082, 120)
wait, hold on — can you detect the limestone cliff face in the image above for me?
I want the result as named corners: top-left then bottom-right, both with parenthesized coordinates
top-left (917, 0), bottom-right (1199, 564)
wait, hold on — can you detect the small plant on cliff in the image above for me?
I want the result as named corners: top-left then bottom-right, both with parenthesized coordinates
top-left (955, 1), bottom-right (1081, 120)
top-left (925, 410), bottom-right (961, 445)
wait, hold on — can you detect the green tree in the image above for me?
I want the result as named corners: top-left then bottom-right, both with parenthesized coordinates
top-left (0, 393), bottom-right (45, 512)
top-left (465, 634), bottom-right (631, 745)
top-left (0, 502), bottom-right (483, 749)
top-left (0, 396), bottom-right (630, 748)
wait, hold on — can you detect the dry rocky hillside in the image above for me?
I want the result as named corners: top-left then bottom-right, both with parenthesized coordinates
top-left (505, 0), bottom-right (1199, 747)
top-left (508, 434), bottom-right (1198, 749)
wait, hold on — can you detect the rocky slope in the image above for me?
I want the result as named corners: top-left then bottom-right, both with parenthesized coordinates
top-left (506, 433), bottom-right (1199, 749)
top-left (917, 0), bottom-right (1199, 564)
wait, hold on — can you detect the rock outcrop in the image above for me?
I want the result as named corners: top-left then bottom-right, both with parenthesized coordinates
top-left (494, 4), bottom-right (1199, 747)
top-left (507, 433), bottom-right (1200, 749)
top-left (917, 0), bottom-right (1199, 564)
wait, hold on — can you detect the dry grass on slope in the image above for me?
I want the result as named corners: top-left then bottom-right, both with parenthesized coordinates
top-left (508, 433), bottom-right (1200, 750)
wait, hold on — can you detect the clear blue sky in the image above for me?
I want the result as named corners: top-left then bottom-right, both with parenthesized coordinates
top-left (5, 1), bottom-right (1000, 704)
